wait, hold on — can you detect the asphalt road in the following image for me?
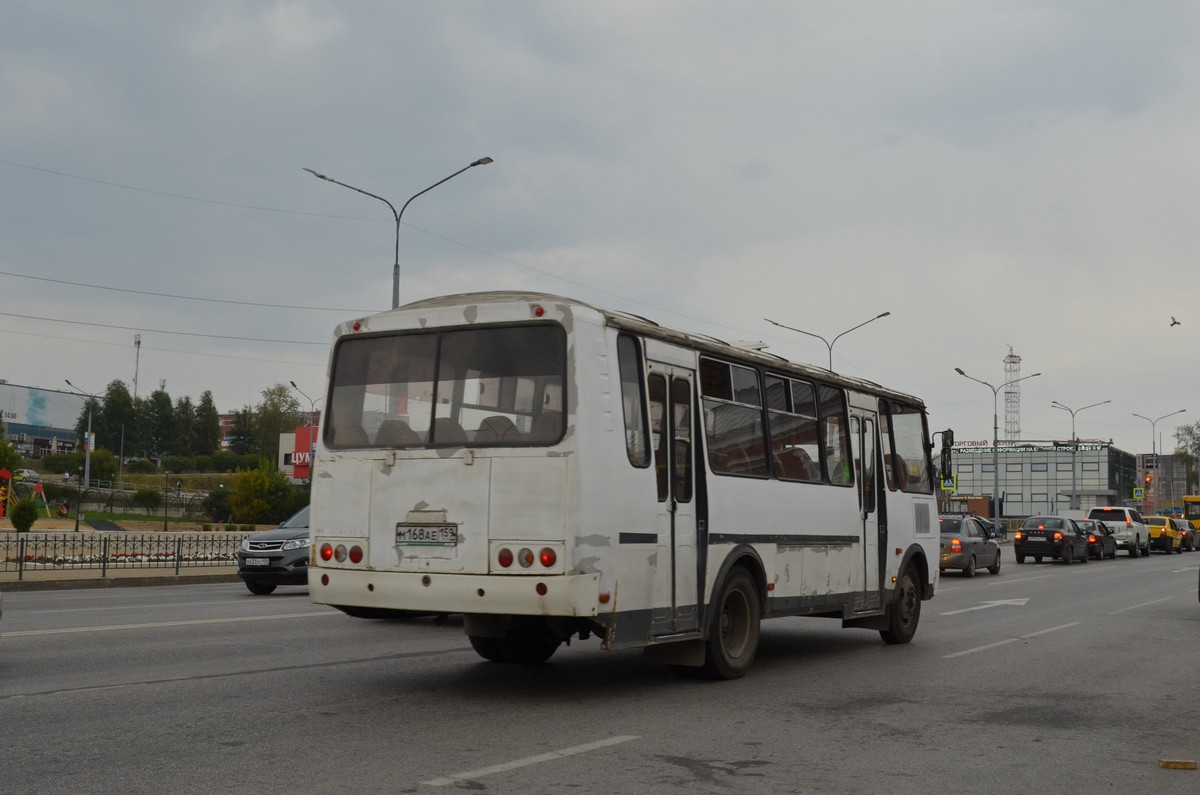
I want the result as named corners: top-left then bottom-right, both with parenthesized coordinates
top-left (1, 550), bottom-right (1198, 794)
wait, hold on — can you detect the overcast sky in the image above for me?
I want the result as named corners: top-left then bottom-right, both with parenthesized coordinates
top-left (3, 1), bottom-right (1198, 455)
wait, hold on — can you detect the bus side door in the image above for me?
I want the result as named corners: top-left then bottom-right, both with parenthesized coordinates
top-left (850, 408), bottom-right (882, 610)
top-left (648, 365), bottom-right (699, 635)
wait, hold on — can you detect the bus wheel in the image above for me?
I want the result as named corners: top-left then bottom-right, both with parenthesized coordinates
top-left (880, 567), bottom-right (921, 645)
top-left (468, 635), bottom-right (508, 663)
top-left (497, 626), bottom-right (560, 664)
top-left (701, 567), bottom-right (761, 680)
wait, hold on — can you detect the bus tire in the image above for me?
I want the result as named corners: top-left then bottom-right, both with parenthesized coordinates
top-left (468, 635), bottom-right (508, 663)
top-left (701, 567), bottom-right (761, 680)
top-left (497, 626), bottom-right (560, 664)
top-left (880, 567), bottom-right (921, 645)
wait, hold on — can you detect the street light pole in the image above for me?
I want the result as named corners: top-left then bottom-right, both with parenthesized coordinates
top-left (303, 157), bottom-right (494, 309)
top-left (64, 380), bottom-right (100, 489)
top-left (1051, 399), bottom-right (1111, 510)
top-left (954, 368), bottom-right (1042, 519)
top-left (290, 381), bottom-right (318, 483)
top-left (163, 469), bottom-right (170, 532)
top-left (1132, 409), bottom-right (1186, 514)
top-left (765, 312), bottom-right (891, 371)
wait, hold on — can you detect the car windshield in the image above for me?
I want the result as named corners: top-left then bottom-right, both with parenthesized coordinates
top-left (280, 506), bottom-right (310, 529)
top-left (1145, 517), bottom-right (1167, 526)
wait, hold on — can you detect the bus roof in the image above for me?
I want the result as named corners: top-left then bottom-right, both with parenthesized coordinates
top-left (390, 291), bottom-right (928, 409)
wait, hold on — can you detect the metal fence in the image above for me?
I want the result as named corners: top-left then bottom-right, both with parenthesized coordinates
top-left (0, 532), bottom-right (251, 580)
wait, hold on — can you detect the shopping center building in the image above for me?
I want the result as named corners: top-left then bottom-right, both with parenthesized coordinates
top-left (945, 440), bottom-right (1192, 518)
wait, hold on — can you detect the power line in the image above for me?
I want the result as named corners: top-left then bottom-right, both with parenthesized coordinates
top-left (0, 310), bottom-right (326, 345)
top-left (0, 269), bottom-right (372, 313)
top-left (0, 325), bottom-right (325, 367)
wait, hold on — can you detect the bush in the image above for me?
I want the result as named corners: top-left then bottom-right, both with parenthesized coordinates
top-left (10, 499), bottom-right (39, 533)
top-left (133, 488), bottom-right (163, 514)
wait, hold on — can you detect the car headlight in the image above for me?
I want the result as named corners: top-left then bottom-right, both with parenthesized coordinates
top-left (240, 538), bottom-right (252, 552)
top-left (282, 538), bottom-right (312, 551)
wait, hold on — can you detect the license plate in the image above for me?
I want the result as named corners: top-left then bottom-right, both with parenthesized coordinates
top-left (245, 558), bottom-right (270, 566)
top-left (396, 523), bottom-right (458, 546)
top-left (1027, 537), bottom-right (1044, 542)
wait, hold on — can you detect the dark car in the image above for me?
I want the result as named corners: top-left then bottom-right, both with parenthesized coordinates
top-left (1076, 519), bottom-right (1117, 560)
top-left (1014, 515), bottom-right (1089, 565)
top-left (237, 505), bottom-right (310, 595)
top-left (939, 515), bottom-right (1002, 576)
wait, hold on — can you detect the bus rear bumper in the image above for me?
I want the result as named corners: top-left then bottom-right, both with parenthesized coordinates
top-left (309, 567), bottom-right (602, 618)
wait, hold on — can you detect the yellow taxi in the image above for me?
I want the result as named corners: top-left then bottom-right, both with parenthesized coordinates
top-left (1145, 515), bottom-right (1183, 554)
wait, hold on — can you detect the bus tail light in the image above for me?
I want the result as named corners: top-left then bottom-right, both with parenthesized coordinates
top-left (349, 545), bottom-right (364, 564)
top-left (320, 543), bottom-right (334, 561)
top-left (540, 548), bottom-right (557, 567)
top-left (518, 548), bottom-right (535, 568)
top-left (498, 548), bottom-right (514, 568)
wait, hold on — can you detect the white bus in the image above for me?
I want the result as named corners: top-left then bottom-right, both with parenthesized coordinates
top-left (309, 292), bottom-right (951, 679)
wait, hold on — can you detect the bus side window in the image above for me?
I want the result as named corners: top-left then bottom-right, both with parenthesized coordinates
top-left (617, 335), bottom-right (650, 467)
top-left (819, 384), bottom-right (852, 486)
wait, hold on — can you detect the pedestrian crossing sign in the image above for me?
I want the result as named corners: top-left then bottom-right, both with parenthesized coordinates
top-left (940, 475), bottom-right (957, 492)
top-left (1133, 487), bottom-right (1145, 499)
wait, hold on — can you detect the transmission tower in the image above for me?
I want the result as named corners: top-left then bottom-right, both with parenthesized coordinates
top-left (1003, 346), bottom-right (1022, 441)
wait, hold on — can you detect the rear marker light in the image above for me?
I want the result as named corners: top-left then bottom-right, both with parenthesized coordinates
top-left (535, 582), bottom-right (548, 596)
top-left (320, 544), bottom-right (334, 561)
top-left (349, 546), bottom-right (364, 564)
top-left (534, 305), bottom-right (545, 317)
top-left (321, 574), bottom-right (329, 586)
top-left (498, 548), bottom-right (514, 568)
top-left (599, 592), bottom-right (611, 604)
top-left (539, 548), bottom-right (557, 567)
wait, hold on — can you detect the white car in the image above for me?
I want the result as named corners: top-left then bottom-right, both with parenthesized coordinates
top-left (14, 468), bottom-right (40, 483)
top-left (1086, 506), bottom-right (1150, 557)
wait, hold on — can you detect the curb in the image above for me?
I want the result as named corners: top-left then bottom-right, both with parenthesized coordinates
top-left (1, 573), bottom-right (243, 592)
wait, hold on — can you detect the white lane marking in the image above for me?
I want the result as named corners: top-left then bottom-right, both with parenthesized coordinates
top-left (943, 622), bottom-right (1080, 659)
top-left (1, 611), bottom-right (339, 637)
top-left (940, 598), bottom-right (1029, 616)
top-left (421, 735), bottom-right (640, 787)
top-left (1109, 596), bottom-right (1174, 615)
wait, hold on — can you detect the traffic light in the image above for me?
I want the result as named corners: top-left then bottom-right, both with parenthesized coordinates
top-left (1145, 473), bottom-right (1153, 486)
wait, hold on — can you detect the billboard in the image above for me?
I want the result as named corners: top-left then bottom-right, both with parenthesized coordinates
top-left (0, 382), bottom-right (86, 431)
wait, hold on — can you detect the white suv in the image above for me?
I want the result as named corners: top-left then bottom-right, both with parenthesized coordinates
top-left (1087, 506), bottom-right (1150, 557)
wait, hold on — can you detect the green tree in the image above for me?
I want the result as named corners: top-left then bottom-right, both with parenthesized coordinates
top-left (173, 396), bottom-right (196, 457)
top-left (146, 389), bottom-right (176, 459)
top-left (228, 408), bottom-right (257, 455)
top-left (195, 391), bottom-right (221, 456)
top-left (229, 460), bottom-right (297, 524)
top-left (100, 380), bottom-right (137, 454)
top-left (253, 384), bottom-right (302, 464)
top-left (0, 435), bottom-right (20, 475)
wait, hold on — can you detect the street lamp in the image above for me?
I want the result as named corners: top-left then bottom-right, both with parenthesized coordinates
top-left (303, 157), bottom-right (494, 310)
top-left (64, 380), bottom-right (101, 489)
top-left (1051, 399), bottom-right (1111, 510)
top-left (954, 367), bottom-right (1042, 519)
top-left (163, 469), bottom-right (170, 532)
top-left (765, 312), bottom-right (891, 371)
top-left (1132, 409), bottom-right (1186, 513)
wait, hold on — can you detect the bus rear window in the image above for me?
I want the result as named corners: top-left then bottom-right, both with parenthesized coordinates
top-left (325, 324), bottom-right (567, 449)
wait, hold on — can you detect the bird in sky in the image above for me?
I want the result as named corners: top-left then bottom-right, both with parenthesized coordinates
top-left (1171, 316), bottom-right (1181, 326)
